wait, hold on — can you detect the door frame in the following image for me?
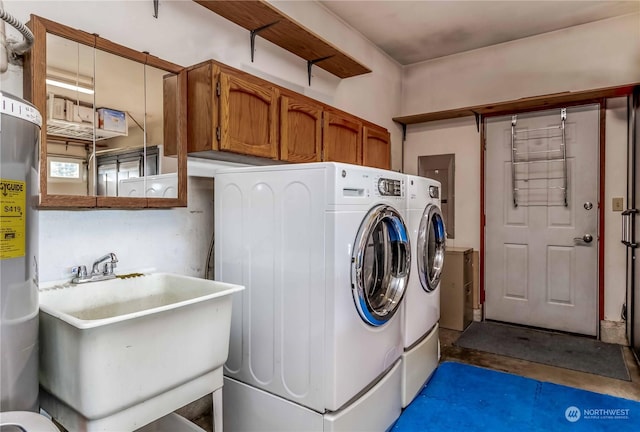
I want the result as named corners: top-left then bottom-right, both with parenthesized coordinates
top-left (480, 98), bottom-right (607, 335)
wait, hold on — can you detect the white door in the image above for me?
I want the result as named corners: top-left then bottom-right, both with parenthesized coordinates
top-left (485, 104), bottom-right (599, 336)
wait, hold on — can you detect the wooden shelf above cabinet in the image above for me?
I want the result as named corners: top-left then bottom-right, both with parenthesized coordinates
top-left (393, 83), bottom-right (639, 125)
top-left (193, 0), bottom-right (371, 79)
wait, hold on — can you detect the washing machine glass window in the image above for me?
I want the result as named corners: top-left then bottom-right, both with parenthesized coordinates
top-left (417, 205), bottom-right (446, 292)
top-left (352, 205), bottom-right (410, 326)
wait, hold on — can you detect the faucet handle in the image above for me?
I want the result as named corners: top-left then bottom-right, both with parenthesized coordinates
top-left (72, 265), bottom-right (87, 278)
top-left (103, 261), bottom-right (117, 275)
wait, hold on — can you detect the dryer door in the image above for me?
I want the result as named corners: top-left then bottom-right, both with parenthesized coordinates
top-left (352, 205), bottom-right (410, 326)
top-left (417, 204), bottom-right (446, 292)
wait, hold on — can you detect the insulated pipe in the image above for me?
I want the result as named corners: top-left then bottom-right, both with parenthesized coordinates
top-left (0, 3), bottom-right (34, 58)
top-left (0, 1), bottom-right (7, 73)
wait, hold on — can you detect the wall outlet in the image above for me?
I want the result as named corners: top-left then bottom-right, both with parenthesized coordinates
top-left (612, 197), bottom-right (624, 212)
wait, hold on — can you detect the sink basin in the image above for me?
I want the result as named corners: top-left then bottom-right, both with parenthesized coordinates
top-left (38, 272), bottom-right (243, 431)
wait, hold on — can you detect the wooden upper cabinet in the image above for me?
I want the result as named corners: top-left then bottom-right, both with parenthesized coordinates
top-left (219, 71), bottom-right (278, 159)
top-left (362, 125), bottom-right (391, 170)
top-left (187, 61), bottom-right (218, 153)
top-left (186, 60), bottom-right (390, 168)
top-left (322, 111), bottom-right (362, 165)
top-left (186, 61), bottom-right (278, 159)
top-left (280, 95), bottom-right (322, 162)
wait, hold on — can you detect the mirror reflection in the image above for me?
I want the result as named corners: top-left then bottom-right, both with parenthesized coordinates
top-left (44, 33), bottom-right (177, 200)
top-left (45, 33), bottom-right (94, 196)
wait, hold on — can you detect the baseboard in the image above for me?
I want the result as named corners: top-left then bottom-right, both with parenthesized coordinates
top-left (599, 320), bottom-right (628, 345)
top-left (473, 306), bottom-right (483, 322)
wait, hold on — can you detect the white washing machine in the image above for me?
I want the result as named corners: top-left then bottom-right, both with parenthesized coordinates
top-left (215, 162), bottom-right (409, 431)
top-left (400, 174), bottom-right (446, 407)
top-left (118, 173), bottom-right (178, 198)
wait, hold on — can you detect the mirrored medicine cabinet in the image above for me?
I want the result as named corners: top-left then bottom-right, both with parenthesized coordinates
top-left (24, 15), bottom-right (187, 208)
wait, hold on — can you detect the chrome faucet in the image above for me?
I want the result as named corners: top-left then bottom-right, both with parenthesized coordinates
top-left (91, 253), bottom-right (118, 276)
top-left (71, 253), bottom-right (118, 284)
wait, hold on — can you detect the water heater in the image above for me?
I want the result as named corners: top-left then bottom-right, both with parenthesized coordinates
top-left (0, 91), bottom-right (41, 411)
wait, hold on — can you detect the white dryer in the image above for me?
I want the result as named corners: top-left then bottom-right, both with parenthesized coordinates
top-left (215, 162), bottom-right (409, 431)
top-left (400, 174), bottom-right (446, 407)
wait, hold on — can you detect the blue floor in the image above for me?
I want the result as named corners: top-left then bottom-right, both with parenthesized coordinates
top-left (393, 361), bottom-right (640, 432)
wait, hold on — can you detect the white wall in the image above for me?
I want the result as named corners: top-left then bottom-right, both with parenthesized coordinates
top-left (1, 0), bottom-right (402, 282)
top-left (402, 13), bottom-right (640, 115)
top-left (402, 14), bottom-right (640, 323)
top-left (605, 97), bottom-right (629, 321)
top-left (404, 117), bottom-right (481, 250)
top-left (38, 176), bottom-right (215, 282)
top-left (271, 0), bottom-right (404, 160)
top-left (2, 0), bottom-right (403, 168)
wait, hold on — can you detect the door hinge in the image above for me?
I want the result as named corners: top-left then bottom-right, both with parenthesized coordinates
top-left (216, 126), bottom-right (221, 142)
top-left (216, 81), bottom-right (221, 96)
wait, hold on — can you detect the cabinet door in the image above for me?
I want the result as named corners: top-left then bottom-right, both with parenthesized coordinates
top-left (362, 125), bottom-right (391, 170)
top-left (322, 111), bottom-right (362, 165)
top-left (163, 74), bottom-right (179, 157)
top-left (219, 72), bottom-right (278, 159)
top-left (186, 62), bottom-right (217, 153)
top-left (280, 95), bottom-right (322, 162)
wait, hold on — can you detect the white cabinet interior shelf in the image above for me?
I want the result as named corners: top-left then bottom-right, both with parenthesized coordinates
top-left (47, 118), bottom-right (126, 141)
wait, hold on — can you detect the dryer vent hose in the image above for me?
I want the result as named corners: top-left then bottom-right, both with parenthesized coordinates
top-left (0, 5), bottom-right (34, 57)
top-left (1, 17), bottom-right (6, 73)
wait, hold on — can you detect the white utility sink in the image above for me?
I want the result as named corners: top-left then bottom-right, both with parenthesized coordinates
top-left (38, 272), bottom-right (244, 432)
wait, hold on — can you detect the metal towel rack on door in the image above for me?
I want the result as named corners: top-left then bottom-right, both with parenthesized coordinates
top-left (621, 208), bottom-right (638, 248)
top-left (510, 108), bottom-right (568, 207)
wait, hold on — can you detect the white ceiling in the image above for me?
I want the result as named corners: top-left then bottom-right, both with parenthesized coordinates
top-left (319, 0), bottom-right (640, 65)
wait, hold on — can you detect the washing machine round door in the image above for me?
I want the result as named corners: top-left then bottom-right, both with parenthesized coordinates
top-left (351, 205), bottom-right (410, 326)
top-left (417, 204), bottom-right (446, 292)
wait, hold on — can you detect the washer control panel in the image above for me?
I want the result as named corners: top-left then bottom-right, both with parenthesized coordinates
top-left (376, 177), bottom-right (403, 197)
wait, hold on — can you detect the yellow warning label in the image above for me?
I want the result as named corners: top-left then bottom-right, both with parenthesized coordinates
top-left (0, 179), bottom-right (26, 260)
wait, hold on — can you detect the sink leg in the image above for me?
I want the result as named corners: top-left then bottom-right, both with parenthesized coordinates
top-left (212, 388), bottom-right (223, 432)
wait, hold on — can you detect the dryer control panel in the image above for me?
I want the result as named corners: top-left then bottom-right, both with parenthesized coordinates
top-left (376, 177), bottom-right (404, 197)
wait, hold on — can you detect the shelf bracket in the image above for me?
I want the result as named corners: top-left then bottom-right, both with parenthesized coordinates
top-left (307, 55), bottom-right (334, 86)
top-left (472, 111), bottom-right (481, 132)
top-left (152, 0), bottom-right (159, 18)
top-left (250, 21), bottom-right (279, 62)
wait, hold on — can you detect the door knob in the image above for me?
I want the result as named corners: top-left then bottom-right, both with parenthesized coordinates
top-left (574, 234), bottom-right (593, 243)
